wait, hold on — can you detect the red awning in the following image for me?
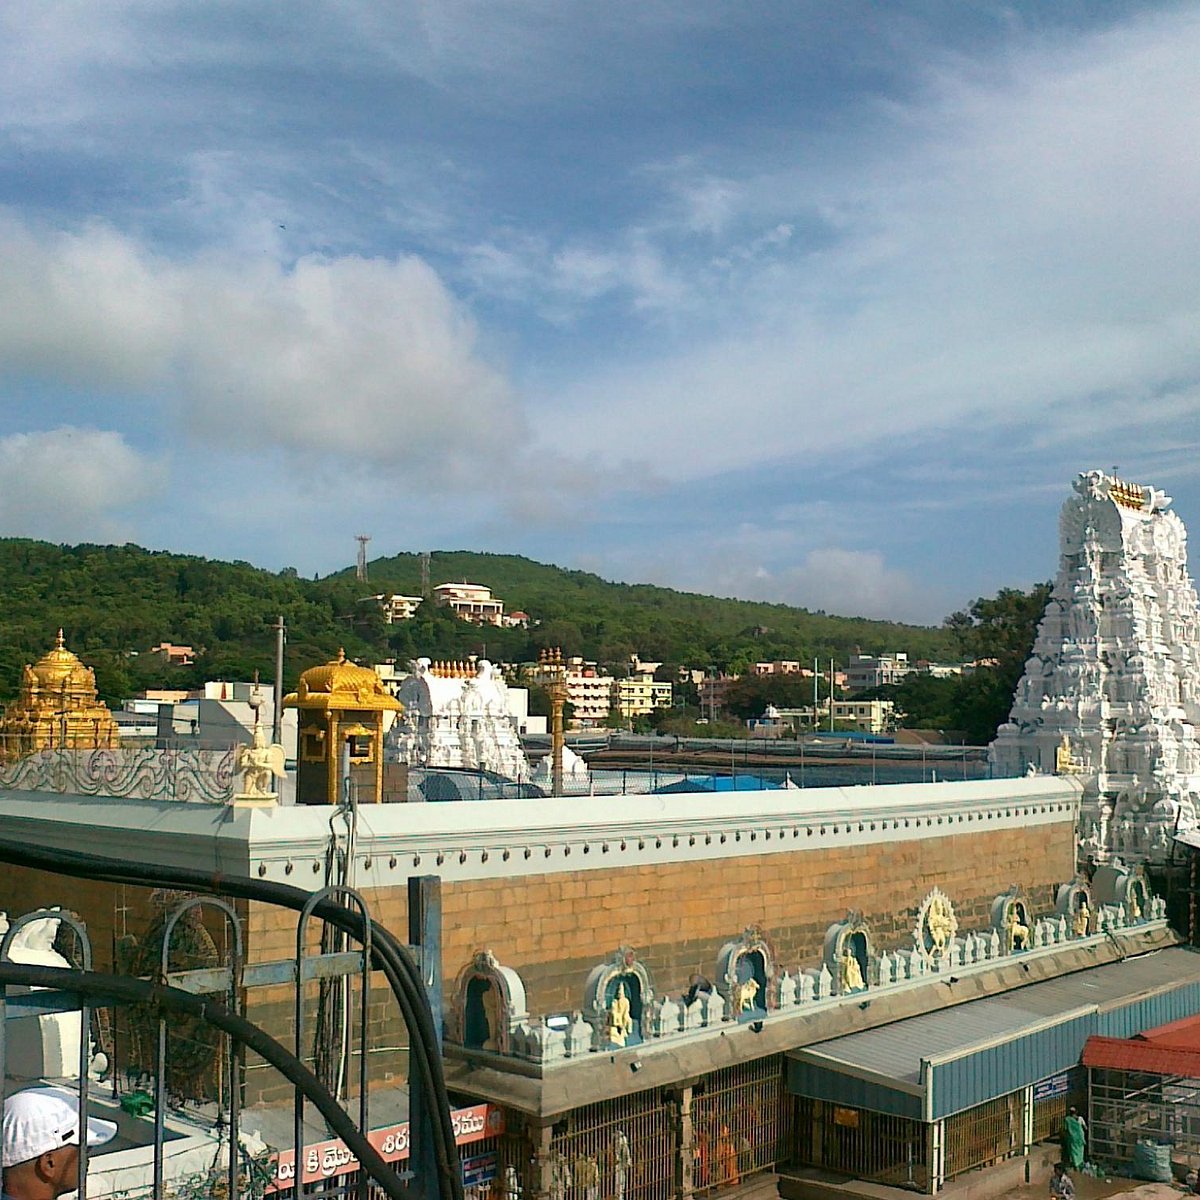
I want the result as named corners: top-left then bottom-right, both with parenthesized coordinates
top-left (1083, 1034), bottom-right (1200, 1078)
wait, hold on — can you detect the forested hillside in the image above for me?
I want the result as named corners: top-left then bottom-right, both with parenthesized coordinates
top-left (0, 541), bottom-right (961, 706)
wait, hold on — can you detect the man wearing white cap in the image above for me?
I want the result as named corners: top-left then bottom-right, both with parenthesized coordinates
top-left (2, 1088), bottom-right (116, 1199)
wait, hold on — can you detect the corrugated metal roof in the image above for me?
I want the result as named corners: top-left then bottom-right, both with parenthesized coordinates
top-left (794, 949), bottom-right (1200, 1085)
top-left (1083, 1034), bottom-right (1200, 1077)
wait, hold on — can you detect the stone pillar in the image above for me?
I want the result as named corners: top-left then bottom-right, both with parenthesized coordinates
top-left (532, 1122), bottom-right (556, 1200)
top-left (677, 1085), bottom-right (694, 1200)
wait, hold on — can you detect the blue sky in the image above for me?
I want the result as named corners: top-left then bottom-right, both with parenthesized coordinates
top-left (1, 1), bottom-right (1198, 623)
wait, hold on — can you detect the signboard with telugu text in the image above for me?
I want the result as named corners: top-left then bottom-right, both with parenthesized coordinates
top-left (268, 1103), bottom-right (504, 1191)
top-left (1033, 1073), bottom-right (1071, 1102)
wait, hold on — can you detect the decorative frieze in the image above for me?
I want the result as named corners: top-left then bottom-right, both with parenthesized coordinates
top-left (445, 868), bottom-right (1170, 1066)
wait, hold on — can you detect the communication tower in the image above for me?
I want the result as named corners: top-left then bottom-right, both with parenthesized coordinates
top-left (419, 551), bottom-right (431, 598)
top-left (355, 534), bottom-right (371, 583)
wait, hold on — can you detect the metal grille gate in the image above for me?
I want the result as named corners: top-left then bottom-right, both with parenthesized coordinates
top-left (550, 1091), bottom-right (676, 1200)
top-left (943, 1090), bottom-right (1025, 1182)
top-left (793, 1098), bottom-right (928, 1191)
top-left (691, 1056), bottom-right (791, 1191)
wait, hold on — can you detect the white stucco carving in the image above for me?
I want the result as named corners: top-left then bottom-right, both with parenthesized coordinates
top-left (387, 658), bottom-right (531, 782)
top-left (990, 470), bottom-right (1200, 862)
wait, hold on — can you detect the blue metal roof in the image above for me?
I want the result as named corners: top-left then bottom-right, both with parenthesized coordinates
top-left (788, 948), bottom-right (1200, 1121)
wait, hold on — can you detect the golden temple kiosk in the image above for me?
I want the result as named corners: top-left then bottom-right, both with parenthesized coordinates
top-left (283, 649), bottom-right (403, 805)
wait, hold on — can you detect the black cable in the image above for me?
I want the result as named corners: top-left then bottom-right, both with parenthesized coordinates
top-left (0, 962), bottom-right (407, 1200)
top-left (0, 838), bottom-right (463, 1200)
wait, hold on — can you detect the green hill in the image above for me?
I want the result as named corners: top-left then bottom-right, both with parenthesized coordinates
top-left (0, 540), bottom-right (960, 705)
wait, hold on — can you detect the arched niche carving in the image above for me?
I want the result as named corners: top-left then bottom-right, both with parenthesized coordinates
top-left (1091, 860), bottom-right (1152, 921)
top-left (1055, 878), bottom-right (1095, 937)
top-left (823, 912), bottom-right (872, 994)
top-left (449, 950), bottom-right (528, 1055)
top-left (990, 887), bottom-right (1033, 953)
top-left (914, 888), bottom-right (959, 963)
top-left (715, 924), bottom-right (776, 1021)
top-left (583, 946), bottom-right (654, 1049)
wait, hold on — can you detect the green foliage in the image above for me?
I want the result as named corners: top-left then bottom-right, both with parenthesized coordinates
top-left (723, 673), bottom-right (824, 719)
top-left (861, 583), bottom-right (1052, 744)
top-left (0, 539), bottom-right (963, 708)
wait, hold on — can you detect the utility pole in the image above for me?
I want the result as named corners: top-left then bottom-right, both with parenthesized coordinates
top-left (272, 615), bottom-right (286, 745)
top-left (829, 657), bottom-right (835, 733)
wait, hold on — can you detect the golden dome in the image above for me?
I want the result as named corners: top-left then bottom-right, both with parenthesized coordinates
top-left (284, 649), bottom-right (402, 713)
top-left (28, 630), bottom-right (96, 693)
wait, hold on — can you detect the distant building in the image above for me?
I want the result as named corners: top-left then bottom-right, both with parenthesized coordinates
top-left (612, 674), bottom-right (672, 722)
top-left (845, 652), bottom-right (911, 693)
top-left (915, 660), bottom-right (966, 679)
top-left (146, 641), bottom-right (196, 666)
top-left (433, 582), bottom-right (506, 626)
top-left (698, 674), bottom-right (736, 716)
top-left (529, 656), bottom-right (614, 728)
top-left (759, 698), bottom-right (897, 735)
top-left (753, 660), bottom-right (808, 676)
top-left (370, 593), bottom-right (424, 623)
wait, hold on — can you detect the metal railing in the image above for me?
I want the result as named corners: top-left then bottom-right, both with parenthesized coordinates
top-left (0, 888), bottom-right (446, 1200)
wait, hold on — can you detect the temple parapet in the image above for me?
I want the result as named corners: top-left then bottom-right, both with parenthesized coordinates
top-left (445, 874), bottom-right (1169, 1066)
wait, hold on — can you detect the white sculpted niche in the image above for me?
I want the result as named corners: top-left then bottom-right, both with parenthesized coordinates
top-left (582, 947), bottom-right (654, 1050)
top-left (990, 890), bottom-right (1032, 954)
top-left (823, 913), bottom-right (872, 994)
top-left (449, 950), bottom-right (528, 1055)
top-left (715, 925), bottom-right (776, 1021)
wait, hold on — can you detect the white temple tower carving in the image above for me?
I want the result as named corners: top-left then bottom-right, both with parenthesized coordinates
top-left (989, 470), bottom-right (1200, 862)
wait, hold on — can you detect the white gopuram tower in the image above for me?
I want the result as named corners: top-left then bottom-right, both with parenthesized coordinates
top-left (990, 469), bottom-right (1200, 863)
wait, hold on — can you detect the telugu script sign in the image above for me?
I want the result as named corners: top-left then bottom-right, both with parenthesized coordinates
top-left (268, 1103), bottom-right (504, 1191)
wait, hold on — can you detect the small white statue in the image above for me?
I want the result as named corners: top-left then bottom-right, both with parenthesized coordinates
top-left (235, 721), bottom-right (285, 799)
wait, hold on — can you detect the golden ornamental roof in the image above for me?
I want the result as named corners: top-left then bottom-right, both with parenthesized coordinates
top-left (283, 649), bottom-right (403, 713)
top-left (28, 630), bottom-right (96, 693)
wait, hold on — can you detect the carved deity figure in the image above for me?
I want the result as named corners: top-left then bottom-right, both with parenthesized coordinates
top-left (1006, 903), bottom-right (1030, 952)
top-left (1073, 900), bottom-right (1091, 939)
top-left (235, 722), bottom-right (285, 797)
top-left (840, 949), bottom-right (865, 994)
top-left (1128, 886), bottom-right (1142, 920)
top-left (926, 895), bottom-right (957, 957)
top-left (1056, 733), bottom-right (1078, 775)
top-left (481, 979), bottom-right (502, 1051)
top-left (733, 977), bottom-right (760, 1012)
top-left (606, 983), bottom-right (634, 1047)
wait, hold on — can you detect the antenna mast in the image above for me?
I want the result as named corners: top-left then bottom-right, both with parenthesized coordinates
top-left (419, 550), bottom-right (431, 598)
top-left (355, 534), bottom-right (371, 584)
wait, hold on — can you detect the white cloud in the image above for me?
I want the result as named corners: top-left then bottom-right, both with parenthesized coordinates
top-left (536, 6), bottom-right (1200, 477)
top-left (0, 214), bottom-right (524, 481)
top-left (0, 427), bottom-right (165, 542)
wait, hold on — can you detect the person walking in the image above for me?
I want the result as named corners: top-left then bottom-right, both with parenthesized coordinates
top-left (1061, 1106), bottom-right (1087, 1170)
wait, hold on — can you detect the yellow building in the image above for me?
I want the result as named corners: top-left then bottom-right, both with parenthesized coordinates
top-left (0, 630), bottom-right (119, 763)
